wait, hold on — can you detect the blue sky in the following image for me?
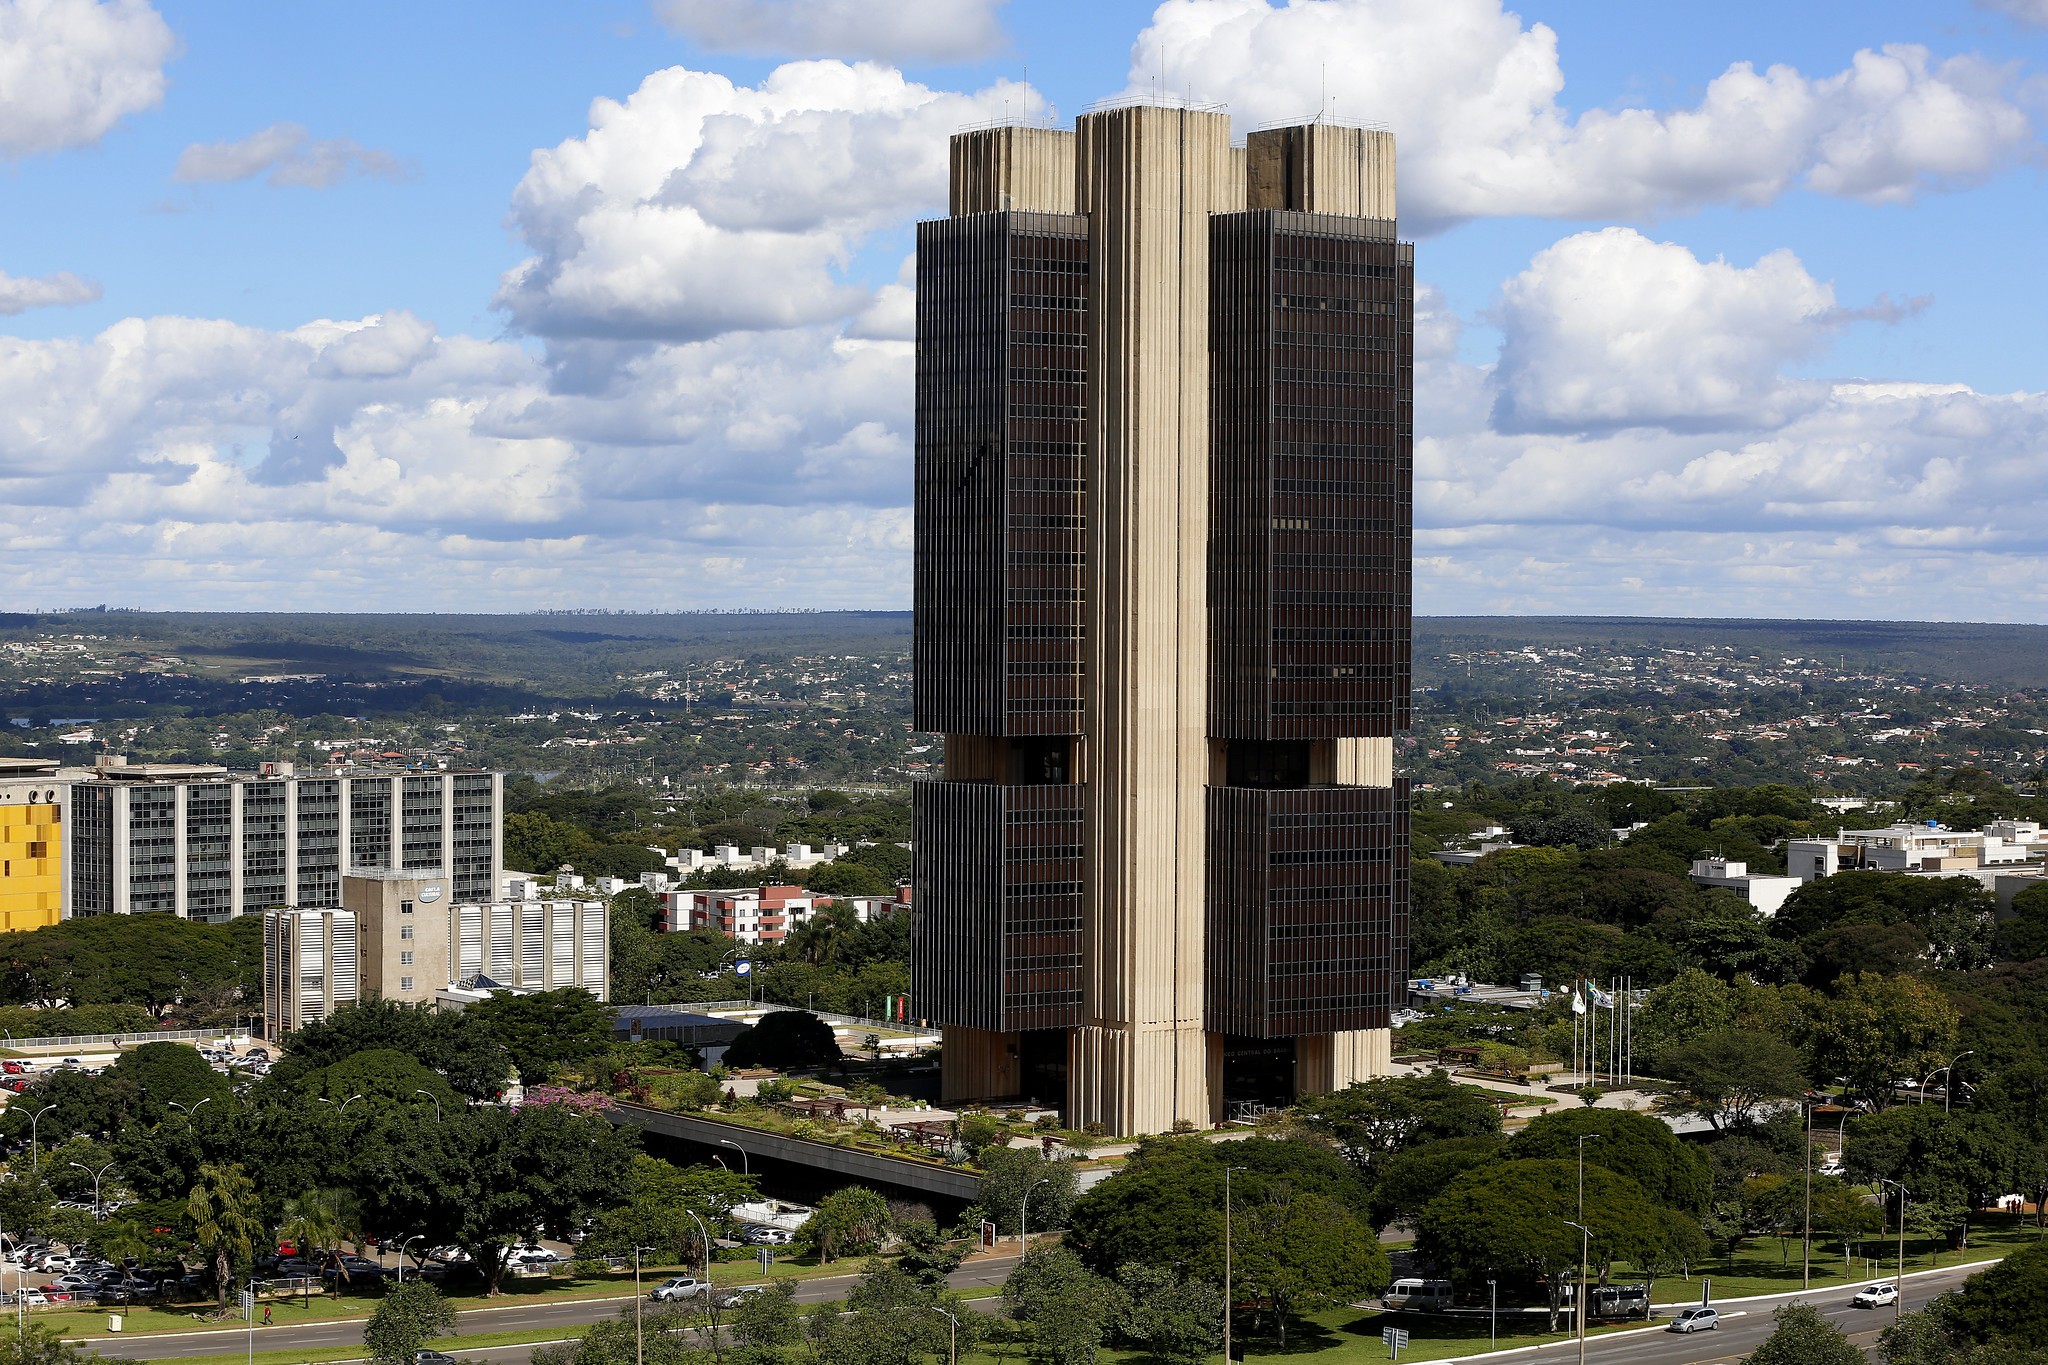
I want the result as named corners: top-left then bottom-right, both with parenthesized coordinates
top-left (2, 0), bottom-right (2046, 618)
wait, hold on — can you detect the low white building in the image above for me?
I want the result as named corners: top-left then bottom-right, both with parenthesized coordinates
top-left (1787, 821), bottom-right (2048, 883)
top-left (1689, 858), bottom-right (1802, 918)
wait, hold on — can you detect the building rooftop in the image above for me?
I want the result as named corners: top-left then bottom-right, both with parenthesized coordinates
top-left (0, 757), bottom-right (61, 775)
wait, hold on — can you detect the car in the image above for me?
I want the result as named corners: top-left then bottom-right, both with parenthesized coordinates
top-left (15, 1291), bottom-right (48, 1308)
top-left (1668, 1306), bottom-right (1720, 1333)
top-left (649, 1276), bottom-right (710, 1303)
top-left (1, 1062), bottom-right (24, 1074)
top-left (1853, 1282), bottom-right (1901, 1308)
top-left (741, 1227), bottom-right (793, 1246)
top-left (246, 1047), bottom-right (271, 1061)
top-left (513, 1249), bottom-right (563, 1265)
top-left (414, 1352), bottom-right (461, 1365)
top-left (714, 1285), bottom-right (768, 1309)
top-left (45, 1275), bottom-right (95, 1292)
top-left (427, 1246), bottom-right (472, 1264)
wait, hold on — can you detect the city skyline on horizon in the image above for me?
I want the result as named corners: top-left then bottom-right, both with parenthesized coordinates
top-left (2, 0), bottom-right (2046, 621)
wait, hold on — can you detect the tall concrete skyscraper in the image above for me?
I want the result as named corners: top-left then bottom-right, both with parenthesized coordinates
top-left (912, 104), bottom-right (1411, 1134)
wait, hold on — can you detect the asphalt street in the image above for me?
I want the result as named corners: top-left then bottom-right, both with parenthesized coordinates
top-left (79, 1253), bottom-right (1021, 1363)
top-left (1510, 1261), bottom-right (1991, 1365)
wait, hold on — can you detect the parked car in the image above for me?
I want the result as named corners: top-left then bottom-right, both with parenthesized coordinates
top-left (649, 1276), bottom-right (710, 1303)
top-left (1853, 1282), bottom-right (1901, 1308)
top-left (1381, 1278), bottom-right (1454, 1312)
top-left (1668, 1306), bottom-right (1720, 1333)
top-left (741, 1227), bottom-right (793, 1246)
top-left (427, 1246), bottom-right (472, 1264)
top-left (44, 1275), bottom-right (96, 1293)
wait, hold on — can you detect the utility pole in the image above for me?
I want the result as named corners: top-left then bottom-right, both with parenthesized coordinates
top-left (1224, 1166), bottom-right (1247, 1362)
top-left (1802, 1097), bottom-right (1813, 1290)
top-left (1878, 1179), bottom-right (1910, 1326)
top-left (1575, 1133), bottom-right (1601, 1365)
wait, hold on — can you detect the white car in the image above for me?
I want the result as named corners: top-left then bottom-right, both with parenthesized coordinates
top-left (1668, 1306), bottom-right (1719, 1333)
top-left (649, 1276), bottom-right (711, 1302)
top-left (1853, 1282), bottom-right (1900, 1308)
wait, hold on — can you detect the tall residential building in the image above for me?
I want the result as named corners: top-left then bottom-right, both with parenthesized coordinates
top-left (0, 758), bottom-right (66, 931)
top-left (263, 869), bottom-right (608, 1037)
top-left (911, 109), bottom-right (1412, 1133)
top-left (68, 759), bottom-right (502, 920)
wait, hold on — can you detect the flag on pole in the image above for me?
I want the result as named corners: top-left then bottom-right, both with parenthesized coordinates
top-left (1588, 986), bottom-right (1614, 1009)
top-left (1571, 990), bottom-right (1586, 1016)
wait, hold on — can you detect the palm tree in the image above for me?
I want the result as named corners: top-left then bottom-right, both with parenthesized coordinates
top-left (281, 1187), bottom-right (363, 1305)
top-left (790, 903), bottom-right (859, 967)
top-left (188, 1162), bottom-right (264, 1310)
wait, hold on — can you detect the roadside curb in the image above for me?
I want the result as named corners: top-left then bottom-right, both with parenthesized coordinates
top-left (1430, 1254), bottom-right (2005, 1363)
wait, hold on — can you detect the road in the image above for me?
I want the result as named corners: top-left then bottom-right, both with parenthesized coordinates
top-left (79, 1254), bottom-right (1019, 1363)
top-left (1507, 1262), bottom-right (1989, 1364)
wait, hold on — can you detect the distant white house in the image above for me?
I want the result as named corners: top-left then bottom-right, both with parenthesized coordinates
top-left (1688, 859), bottom-right (1801, 918)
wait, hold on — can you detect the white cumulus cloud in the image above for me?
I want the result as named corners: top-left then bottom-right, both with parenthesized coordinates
top-left (0, 267), bottom-right (100, 315)
top-left (497, 60), bottom-right (1022, 341)
top-left (1128, 0), bottom-right (2038, 229)
top-left (173, 122), bottom-right (409, 188)
top-left (0, 0), bottom-right (175, 158)
top-left (651, 0), bottom-right (1007, 63)
top-left (1491, 228), bottom-right (1844, 434)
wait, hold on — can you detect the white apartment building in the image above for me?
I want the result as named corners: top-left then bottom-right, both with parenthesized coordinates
top-left (660, 883), bottom-right (908, 946)
top-left (1787, 821), bottom-right (2048, 884)
top-left (68, 757), bottom-right (503, 920)
top-left (1688, 858), bottom-right (1802, 917)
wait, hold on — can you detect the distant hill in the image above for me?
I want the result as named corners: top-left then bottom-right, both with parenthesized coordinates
top-left (1417, 616), bottom-right (2048, 691)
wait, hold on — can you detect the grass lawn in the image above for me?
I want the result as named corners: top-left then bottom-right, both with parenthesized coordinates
top-left (136, 1323), bottom-right (593, 1365)
top-left (41, 1250), bottom-right (874, 1341)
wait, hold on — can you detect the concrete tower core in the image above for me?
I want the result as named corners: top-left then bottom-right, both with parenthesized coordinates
top-left (913, 106), bottom-right (1412, 1135)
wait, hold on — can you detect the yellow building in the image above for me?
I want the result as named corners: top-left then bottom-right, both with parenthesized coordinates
top-left (0, 800), bottom-right (62, 931)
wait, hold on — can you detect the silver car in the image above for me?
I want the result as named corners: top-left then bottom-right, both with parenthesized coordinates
top-left (1668, 1306), bottom-right (1719, 1333)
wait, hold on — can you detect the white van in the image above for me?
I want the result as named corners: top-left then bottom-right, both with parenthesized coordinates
top-left (1382, 1278), bottom-right (1455, 1312)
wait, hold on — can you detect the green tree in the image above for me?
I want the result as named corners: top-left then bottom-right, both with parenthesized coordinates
top-left (461, 988), bottom-right (615, 1086)
top-left (0, 1324), bottom-right (90, 1365)
top-left (585, 1157), bottom-right (756, 1268)
top-left (1793, 973), bottom-right (1960, 1111)
top-left (364, 1279), bottom-right (457, 1365)
top-left (1923, 1236), bottom-right (2048, 1347)
top-left (1629, 968), bottom-right (1737, 1073)
top-left (1294, 1070), bottom-right (1504, 1179)
top-left (804, 1263), bottom-right (965, 1365)
top-left (281, 1186), bottom-right (363, 1290)
top-left (1235, 1190), bottom-right (1389, 1344)
top-left (1368, 1135), bottom-right (1505, 1231)
top-left (980, 1146), bottom-right (1080, 1236)
top-left (1995, 882), bottom-right (2048, 962)
top-left (188, 1161), bottom-right (265, 1308)
top-left (1004, 1245), bottom-right (1121, 1365)
top-left (730, 1279), bottom-right (803, 1353)
top-left (107, 1041), bottom-right (233, 1116)
top-left (804, 1186), bottom-right (893, 1262)
top-left (1111, 1263), bottom-right (1221, 1365)
top-left (1508, 1108), bottom-right (1712, 1213)
top-left (1415, 1158), bottom-right (1666, 1331)
top-left (1660, 1028), bottom-right (1810, 1130)
top-left (1747, 1301), bottom-right (1864, 1365)
top-left (721, 1009), bottom-right (841, 1070)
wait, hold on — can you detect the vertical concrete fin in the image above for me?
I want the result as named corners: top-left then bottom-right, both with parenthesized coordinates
top-left (1244, 125), bottom-right (1396, 218)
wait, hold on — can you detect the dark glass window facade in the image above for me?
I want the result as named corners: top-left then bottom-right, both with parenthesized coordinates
top-left (914, 211), bottom-right (1089, 738)
top-left (1206, 782), bottom-right (1410, 1038)
top-left (911, 780), bottom-right (1084, 1034)
top-left (1210, 210), bottom-right (1412, 739)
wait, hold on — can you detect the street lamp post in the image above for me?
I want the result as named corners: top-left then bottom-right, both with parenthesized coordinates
top-left (25, 1105), bottom-right (53, 1172)
top-left (1563, 1220), bottom-right (1592, 1365)
top-left (69, 1161), bottom-right (113, 1221)
top-left (1573, 1133), bottom-right (1601, 1365)
top-left (169, 1096), bottom-right (214, 1125)
top-left (1488, 1278), bottom-right (1498, 1350)
top-left (398, 1235), bottom-right (422, 1284)
top-left (1877, 1179), bottom-right (1910, 1326)
top-left (929, 1305), bottom-right (959, 1365)
top-left (1930, 1052), bottom-right (1975, 1115)
top-left (1020, 1177), bottom-right (1050, 1259)
top-left (413, 1090), bottom-right (442, 1122)
top-left (316, 1094), bottom-right (365, 1116)
top-left (1802, 1096), bottom-right (1814, 1291)
top-left (718, 1139), bottom-right (749, 1178)
top-left (1223, 1165), bottom-right (1247, 1363)
top-left (632, 1244), bottom-right (656, 1365)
